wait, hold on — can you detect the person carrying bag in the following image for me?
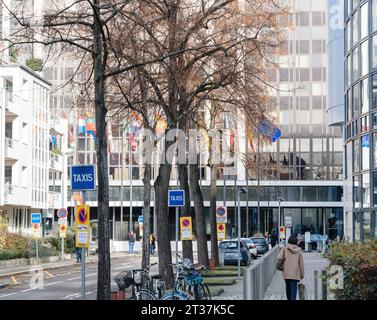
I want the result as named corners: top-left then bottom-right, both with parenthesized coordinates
top-left (276, 235), bottom-right (305, 300)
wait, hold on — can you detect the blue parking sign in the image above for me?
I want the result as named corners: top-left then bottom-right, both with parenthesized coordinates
top-left (168, 190), bottom-right (185, 207)
top-left (71, 165), bottom-right (95, 191)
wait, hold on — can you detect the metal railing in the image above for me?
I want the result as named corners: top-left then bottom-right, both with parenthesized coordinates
top-left (243, 245), bottom-right (280, 300)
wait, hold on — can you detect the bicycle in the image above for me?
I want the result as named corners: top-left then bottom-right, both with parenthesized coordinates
top-left (177, 256), bottom-right (211, 300)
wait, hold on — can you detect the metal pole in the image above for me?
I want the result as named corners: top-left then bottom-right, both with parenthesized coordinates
top-left (120, 119), bottom-right (124, 240)
top-left (321, 269), bottom-right (327, 300)
top-left (61, 152), bottom-right (65, 261)
top-left (237, 189), bottom-right (241, 279)
top-left (130, 136), bottom-right (133, 233)
top-left (314, 270), bottom-right (319, 300)
top-left (81, 190), bottom-right (86, 300)
top-left (175, 164), bottom-right (179, 265)
top-left (278, 200), bottom-right (281, 244)
top-left (36, 237), bottom-right (38, 260)
top-left (257, 134), bottom-right (260, 235)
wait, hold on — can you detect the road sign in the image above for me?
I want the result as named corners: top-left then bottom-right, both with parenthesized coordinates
top-left (71, 165), bottom-right (95, 191)
top-left (279, 226), bottom-right (286, 240)
top-left (31, 213), bottom-right (41, 224)
top-left (58, 218), bottom-right (67, 225)
top-left (57, 208), bottom-right (68, 219)
top-left (138, 215), bottom-right (144, 238)
top-left (32, 223), bottom-right (41, 239)
top-left (75, 205), bottom-right (90, 226)
top-left (216, 206), bottom-right (227, 223)
top-left (180, 217), bottom-right (192, 240)
top-left (75, 205), bottom-right (90, 248)
top-left (217, 223), bottom-right (226, 240)
top-left (168, 190), bottom-right (185, 207)
top-left (138, 215), bottom-right (144, 223)
top-left (59, 223), bottom-right (67, 238)
top-left (285, 216), bottom-right (292, 228)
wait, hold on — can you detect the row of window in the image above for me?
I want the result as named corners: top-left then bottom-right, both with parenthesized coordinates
top-left (353, 210), bottom-right (377, 240)
top-left (267, 67), bottom-right (326, 83)
top-left (346, 0), bottom-right (377, 52)
top-left (66, 186), bottom-right (343, 203)
top-left (345, 72), bottom-right (377, 122)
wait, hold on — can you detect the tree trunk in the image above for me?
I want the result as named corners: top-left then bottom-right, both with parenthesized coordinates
top-left (93, 1), bottom-right (110, 301)
top-left (189, 163), bottom-right (209, 267)
top-left (209, 162), bottom-right (220, 266)
top-left (141, 162), bottom-right (151, 269)
top-left (154, 137), bottom-right (174, 288)
top-left (177, 163), bottom-right (193, 261)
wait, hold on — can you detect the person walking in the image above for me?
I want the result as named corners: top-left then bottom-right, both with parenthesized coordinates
top-left (73, 234), bottom-right (82, 263)
top-left (128, 230), bottom-right (136, 255)
top-left (270, 230), bottom-right (278, 248)
top-left (149, 233), bottom-right (156, 255)
top-left (277, 235), bottom-right (304, 300)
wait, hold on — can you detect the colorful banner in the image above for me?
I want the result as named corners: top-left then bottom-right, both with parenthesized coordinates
top-left (217, 223), bottom-right (226, 240)
top-left (180, 217), bottom-right (193, 240)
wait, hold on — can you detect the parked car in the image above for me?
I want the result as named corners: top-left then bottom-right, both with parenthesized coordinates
top-left (297, 234), bottom-right (328, 251)
top-left (241, 238), bottom-right (258, 259)
top-left (249, 237), bottom-right (269, 255)
top-left (218, 239), bottom-right (251, 266)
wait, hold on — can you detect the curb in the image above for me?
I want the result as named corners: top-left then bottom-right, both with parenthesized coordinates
top-left (0, 283), bottom-right (9, 289)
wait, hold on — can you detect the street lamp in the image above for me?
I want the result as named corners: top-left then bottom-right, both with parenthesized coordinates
top-left (237, 187), bottom-right (247, 279)
top-left (278, 198), bottom-right (284, 245)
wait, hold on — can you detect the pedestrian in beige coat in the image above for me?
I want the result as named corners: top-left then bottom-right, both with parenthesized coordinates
top-left (277, 235), bottom-right (304, 300)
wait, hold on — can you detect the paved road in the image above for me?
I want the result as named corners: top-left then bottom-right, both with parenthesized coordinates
top-left (0, 255), bottom-right (158, 300)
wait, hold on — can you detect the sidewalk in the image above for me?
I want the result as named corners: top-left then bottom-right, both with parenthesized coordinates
top-left (0, 252), bottom-right (131, 279)
top-left (263, 251), bottom-right (328, 300)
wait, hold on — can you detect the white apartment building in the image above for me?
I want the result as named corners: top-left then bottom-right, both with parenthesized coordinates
top-left (0, 64), bottom-right (68, 235)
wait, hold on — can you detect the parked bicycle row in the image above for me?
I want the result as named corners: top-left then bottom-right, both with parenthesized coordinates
top-left (114, 254), bottom-right (211, 300)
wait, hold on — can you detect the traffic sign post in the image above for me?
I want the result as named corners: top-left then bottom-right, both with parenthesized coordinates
top-left (180, 217), bottom-right (193, 240)
top-left (71, 165), bottom-right (94, 301)
top-left (57, 208), bottom-right (68, 261)
top-left (216, 206), bottom-right (227, 223)
top-left (31, 213), bottom-right (41, 260)
top-left (168, 190), bottom-right (185, 265)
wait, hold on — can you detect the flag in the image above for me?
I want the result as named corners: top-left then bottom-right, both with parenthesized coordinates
top-left (50, 133), bottom-right (57, 146)
top-left (224, 113), bottom-right (235, 147)
top-left (128, 112), bottom-right (143, 151)
top-left (78, 115), bottom-right (86, 134)
top-left (85, 116), bottom-right (96, 139)
top-left (259, 119), bottom-right (281, 142)
top-left (68, 124), bottom-right (75, 150)
top-left (248, 128), bottom-right (255, 152)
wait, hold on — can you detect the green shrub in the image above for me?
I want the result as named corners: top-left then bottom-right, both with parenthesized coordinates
top-left (0, 249), bottom-right (22, 260)
top-left (25, 57), bottom-right (43, 72)
top-left (326, 239), bottom-right (377, 300)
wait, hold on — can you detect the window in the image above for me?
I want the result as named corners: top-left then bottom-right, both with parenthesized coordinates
top-left (313, 96), bottom-right (322, 109)
top-left (280, 96), bottom-right (289, 110)
top-left (353, 84), bottom-right (360, 117)
top-left (373, 35), bottom-right (377, 68)
top-left (361, 40), bottom-right (369, 77)
top-left (299, 68), bottom-right (309, 81)
top-left (373, 0), bottom-right (377, 32)
top-left (312, 68), bottom-right (323, 81)
top-left (297, 40), bottom-right (309, 54)
top-left (373, 172), bottom-right (377, 206)
top-left (280, 68), bottom-right (289, 81)
top-left (360, 3), bottom-right (368, 40)
top-left (354, 212), bottom-right (361, 241)
top-left (352, 11), bottom-right (358, 47)
top-left (267, 69), bottom-right (276, 82)
top-left (312, 11), bottom-right (322, 26)
top-left (363, 211), bottom-right (371, 240)
top-left (299, 12), bottom-right (309, 26)
top-left (360, 79), bottom-right (369, 114)
top-left (361, 173), bottom-right (370, 207)
top-left (354, 175), bottom-right (360, 209)
top-left (373, 74), bottom-right (377, 109)
top-left (352, 47), bottom-right (359, 82)
top-left (312, 40), bottom-right (322, 54)
top-left (353, 138), bottom-right (360, 173)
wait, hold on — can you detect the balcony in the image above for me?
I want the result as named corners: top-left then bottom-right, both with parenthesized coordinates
top-left (4, 91), bottom-right (21, 116)
top-left (5, 137), bottom-right (25, 161)
top-left (4, 184), bottom-right (30, 206)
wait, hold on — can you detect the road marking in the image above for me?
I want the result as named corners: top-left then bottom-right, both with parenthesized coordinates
top-left (85, 273), bottom-right (96, 277)
top-left (44, 271), bottom-right (53, 278)
top-left (21, 287), bottom-right (37, 293)
top-left (11, 276), bottom-right (18, 284)
top-left (0, 292), bottom-right (17, 298)
top-left (67, 277), bottom-right (81, 281)
top-left (45, 281), bottom-right (63, 287)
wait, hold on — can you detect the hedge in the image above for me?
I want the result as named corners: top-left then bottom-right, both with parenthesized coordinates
top-left (326, 239), bottom-right (377, 300)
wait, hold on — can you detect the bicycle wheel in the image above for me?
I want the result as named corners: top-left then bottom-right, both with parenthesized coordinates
top-left (136, 289), bottom-right (156, 300)
top-left (160, 290), bottom-right (192, 300)
top-left (198, 283), bottom-right (211, 300)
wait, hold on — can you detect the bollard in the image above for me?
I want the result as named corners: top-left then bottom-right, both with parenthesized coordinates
top-left (314, 270), bottom-right (319, 300)
top-left (321, 269), bottom-right (327, 300)
top-left (243, 267), bottom-right (255, 300)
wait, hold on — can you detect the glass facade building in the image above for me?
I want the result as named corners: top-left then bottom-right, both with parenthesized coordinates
top-left (344, 0), bottom-right (377, 241)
